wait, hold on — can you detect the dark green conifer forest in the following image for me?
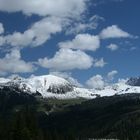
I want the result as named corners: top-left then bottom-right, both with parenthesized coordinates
top-left (0, 87), bottom-right (140, 140)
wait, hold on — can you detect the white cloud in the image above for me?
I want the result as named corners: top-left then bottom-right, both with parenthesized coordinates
top-left (38, 48), bottom-right (93, 71)
top-left (0, 23), bottom-right (4, 34)
top-left (59, 34), bottom-right (100, 51)
top-left (100, 25), bottom-right (132, 39)
top-left (86, 75), bottom-right (105, 89)
top-left (86, 70), bottom-right (118, 89)
top-left (0, 0), bottom-right (87, 18)
top-left (94, 58), bottom-right (106, 67)
top-left (107, 44), bottom-right (119, 51)
top-left (107, 70), bottom-right (118, 81)
top-left (5, 17), bottom-right (63, 48)
top-left (0, 0), bottom-right (88, 48)
top-left (5, 30), bottom-right (34, 47)
top-left (50, 71), bottom-right (83, 87)
top-left (0, 49), bottom-right (35, 75)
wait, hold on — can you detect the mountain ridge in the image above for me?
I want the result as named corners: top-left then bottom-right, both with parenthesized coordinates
top-left (0, 75), bottom-right (140, 99)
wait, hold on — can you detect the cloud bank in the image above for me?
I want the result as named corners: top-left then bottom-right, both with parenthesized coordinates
top-left (0, 0), bottom-right (87, 17)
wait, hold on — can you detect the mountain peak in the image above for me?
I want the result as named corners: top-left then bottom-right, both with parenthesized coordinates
top-left (28, 74), bottom-right (70, 87)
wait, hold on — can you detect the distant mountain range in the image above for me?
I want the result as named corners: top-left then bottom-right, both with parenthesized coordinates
top-left (0, 75), bottom-right (140, 99)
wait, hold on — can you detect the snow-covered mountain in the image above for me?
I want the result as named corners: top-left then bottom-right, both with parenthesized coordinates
top-left (126, 77), bottom-right (140, 86)
top-left (92, 81), bottom-right (140, 97)
top-left (0, 75), bottom-right (97, 99)
top-left (0, 75), bottom-right (140, 99)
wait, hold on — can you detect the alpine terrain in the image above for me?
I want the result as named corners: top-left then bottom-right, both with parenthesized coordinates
top-left (0, 75), bottom-right (140, 140)
top-left (0, 75), bottom-right (140, 99)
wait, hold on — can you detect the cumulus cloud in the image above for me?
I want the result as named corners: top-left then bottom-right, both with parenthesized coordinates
top-left (50, 71), bottom-right (83, 87)
top-left (5, 17), bottom-right (63, 48)
top-left (38, 48), bottom-right (93, 71)
top-left (0, 49), bottom-right (35, 75)
top-left (0, 0), bottom-right (88, 49)
top-left (59, 34), bottom-right (100, 51)
top-left (86, 70), bottom-right (118, 89)
top-left (94, 58), bottom-right (106, 67)
top-left (0, 23), bottom-right (4, 34)
top-left (86, 75), bottom-right (105, 89)
top-left (0, 0), bottom-right (87, 18)
top-left (107, 44), bottom-right (119, 51)
top-left (100, 25), bottom-right (132, 39)
top-left (107, 70), bottom-right (118, 81)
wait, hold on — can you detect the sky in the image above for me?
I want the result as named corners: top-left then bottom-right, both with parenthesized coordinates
top-left (0, 0), bottom-right (140, 88)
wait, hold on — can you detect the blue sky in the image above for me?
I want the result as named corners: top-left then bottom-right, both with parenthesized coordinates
top-left (0, 0), bottom-right (139, 88)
